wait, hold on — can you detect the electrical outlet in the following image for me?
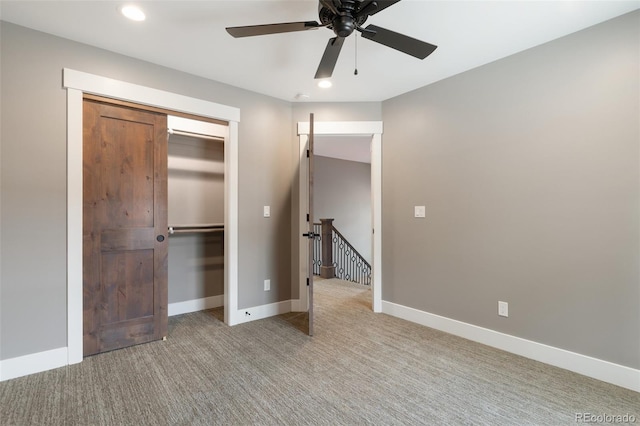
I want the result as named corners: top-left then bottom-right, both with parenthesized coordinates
top-left (263, 206), bottom-right (271, 217)
top-left (498, 301), bottom-right (509, 317)
top-left (264, 279), bottom-right (270, 291)
top-left (414, 206), bottom-right (426, 218)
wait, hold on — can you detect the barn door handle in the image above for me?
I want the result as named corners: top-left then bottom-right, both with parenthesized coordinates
top-left (157, 235), bottom-right (165, 242)
top-left (303, 232), bottom-right (319, 239)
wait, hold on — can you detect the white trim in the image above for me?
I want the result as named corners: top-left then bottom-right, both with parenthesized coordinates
top-left (64, 68), bottom-right (241, 362)
top-left (63, 69), bottom-right (240, 122)
top-left (225, 121), bottom-right (240, 325)
top-left (298, 121), bottom-right (383, 136)
top-left (236, 300), bottom-right (292, 324)
top-left (168, 295), bottom-right (224, 317)
top-left (371, 134), bottom-right (382, 313)
top-left (382, 301), bottom-right (640, 393)
top-left (0, 347), bottom-right (68, 382)
top-left (67, 88), bottom-right (83, 365)
top-left (297, 121), bottom-right (383, 314)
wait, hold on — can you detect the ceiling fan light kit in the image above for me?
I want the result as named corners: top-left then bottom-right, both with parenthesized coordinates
top-left (226, 0), bottom-right (437, 79)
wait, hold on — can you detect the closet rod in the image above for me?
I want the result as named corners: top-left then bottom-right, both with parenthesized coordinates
top-left (168, 128), bottom-right (224, 142)
top-left (168, 224), bottom-right (224, 235)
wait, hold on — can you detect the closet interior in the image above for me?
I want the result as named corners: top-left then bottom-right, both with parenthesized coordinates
top-left (167, 116), bottom-right (226, 314)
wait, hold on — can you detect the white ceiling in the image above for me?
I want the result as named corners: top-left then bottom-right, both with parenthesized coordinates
top-left (0, 1), bottom-right (638, 103)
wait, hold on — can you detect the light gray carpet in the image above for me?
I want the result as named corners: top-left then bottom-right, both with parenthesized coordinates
top-left (1, 278), bottom-right (638, 425)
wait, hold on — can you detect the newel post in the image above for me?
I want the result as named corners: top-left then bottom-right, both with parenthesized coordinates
top-left (320, 218), bottom-right (335, 278)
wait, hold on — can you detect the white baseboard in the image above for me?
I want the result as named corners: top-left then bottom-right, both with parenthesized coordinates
top-left (168, 295), bottom-right (224, 317)
top-left (0, 347), bottom-right (68, 382)
top-left (382, 301), bottom-right (640, 393)
top-left (236, 300), bottom-right (292, 324)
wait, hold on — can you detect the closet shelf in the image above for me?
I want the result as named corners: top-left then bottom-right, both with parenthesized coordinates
top-left (168, 128), bottom-right (224, 142)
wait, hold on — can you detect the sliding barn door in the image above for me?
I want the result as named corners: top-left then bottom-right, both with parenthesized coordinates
top-left (83, 100), bottom-right (168, 356)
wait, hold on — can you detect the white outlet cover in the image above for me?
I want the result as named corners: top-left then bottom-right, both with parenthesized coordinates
top-left (414, 206), bottom-right (426, 218)
top-left (263, 206), bottom-right (271, 217)
top-left (264, 279), bottom-right (270, 291)
top-left (498, 301), bottom-right (509, 317)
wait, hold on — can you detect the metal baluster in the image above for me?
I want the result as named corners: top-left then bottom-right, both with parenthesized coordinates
top-left (322, 222), bottom-right (371, 285)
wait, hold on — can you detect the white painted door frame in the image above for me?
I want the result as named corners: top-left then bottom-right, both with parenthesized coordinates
top-left (296, 121), bottom-right (383, 313)
top-left (64, 69), bottom-right (241, 365)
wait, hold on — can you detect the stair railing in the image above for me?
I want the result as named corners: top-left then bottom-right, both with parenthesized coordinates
top-left (312, 222), bottom-right (322, 276)
top-left (312, 218), bottom-right (371, 285)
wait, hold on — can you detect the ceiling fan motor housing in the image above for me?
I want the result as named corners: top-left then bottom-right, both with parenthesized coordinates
top-left (318, 1), bottom-right (368, 38)
top-left (333, 15), bottom-right (356, 37)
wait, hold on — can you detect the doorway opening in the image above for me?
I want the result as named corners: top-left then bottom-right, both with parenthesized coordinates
top-left (314, 134), bottom-right (373, 284)
top-left (296, 121), bottom-right (383, 314)
top-left (166, 116), bottom-right (227, 319)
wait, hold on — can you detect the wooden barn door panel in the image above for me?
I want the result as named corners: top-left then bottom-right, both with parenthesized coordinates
top-left (83, 100), bottom-right (168, 356)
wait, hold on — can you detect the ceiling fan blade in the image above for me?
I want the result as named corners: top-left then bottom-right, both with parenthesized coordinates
top-left (369, 0), bottom-right (402, 15)
top-left (361, 25), bottom-right (437, 59)
top-left (226, 21), bottom-right (320, 38)
top-left (315, 37), bottom-right (345, 79)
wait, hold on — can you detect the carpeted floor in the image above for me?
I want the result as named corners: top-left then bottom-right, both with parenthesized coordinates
top-left (0, 278), bottom-right (638, 425)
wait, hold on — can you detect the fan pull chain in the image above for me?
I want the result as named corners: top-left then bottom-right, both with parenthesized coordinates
top-left (354, 32), bottom-right (359, 75)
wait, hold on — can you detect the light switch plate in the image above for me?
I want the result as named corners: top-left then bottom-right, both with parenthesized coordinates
top-left (263, 206), bottom-right (271, 217)
top-left (414, 206), bottom-right (426, 218)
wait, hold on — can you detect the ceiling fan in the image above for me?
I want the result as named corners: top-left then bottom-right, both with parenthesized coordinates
top-left (226, 0), bottom-right (437, 79)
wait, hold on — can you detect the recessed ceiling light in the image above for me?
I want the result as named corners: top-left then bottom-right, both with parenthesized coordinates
top-left (120, 5), bottom-right (146, 21)
top-left (318, 80), bottom-right (332, 89)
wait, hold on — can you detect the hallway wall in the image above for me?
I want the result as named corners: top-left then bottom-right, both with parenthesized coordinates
top-left (314, 155), bottom-right (372, 263)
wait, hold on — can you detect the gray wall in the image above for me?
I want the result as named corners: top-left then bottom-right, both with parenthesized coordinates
top-left (314, 156), bottom-right (372, 263)
top-left (167, 135), bottom-right (224, 303)
top-left (168, 135), bottom-right (224, 227)
top-left (381, 11), bottom-right (640, 369)
top-left (168, 234), bottom-right (224, 302)
top-left (0, 22), bottom-right (293, 359)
